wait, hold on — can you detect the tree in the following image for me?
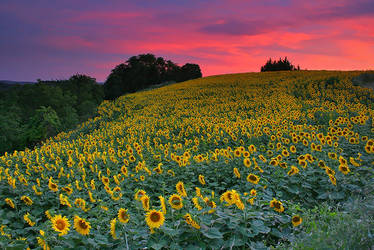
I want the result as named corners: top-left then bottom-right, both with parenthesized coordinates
top-left (104, 54), bottom-right (202, 100)
top-left (24, 106), bottom-right (61, 147)
top-left (179, 63), bottom-right (202, 82)
top-left (260, 57), bottom-right (300, 72)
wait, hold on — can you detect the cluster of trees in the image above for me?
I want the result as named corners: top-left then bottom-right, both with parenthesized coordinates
top-left (0, 75), bottom-right (104, 154)
top-left (260, 57), bottom-right (300, 72)
top-left (104, 54), bottom-right (202, 99)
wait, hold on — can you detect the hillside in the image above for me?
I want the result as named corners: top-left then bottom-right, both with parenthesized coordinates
top-left (1, 71), bottom-right (373, 249)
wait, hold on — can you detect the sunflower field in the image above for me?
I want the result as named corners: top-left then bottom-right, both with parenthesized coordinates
top-left (0, 71), bottom-right (373, 249)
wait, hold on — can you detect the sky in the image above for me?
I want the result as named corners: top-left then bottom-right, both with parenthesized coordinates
top-left (1, 0), bottom-right (374, 82)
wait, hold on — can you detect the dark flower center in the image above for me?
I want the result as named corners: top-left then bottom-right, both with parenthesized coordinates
top-left (292, 216), bottom-right (300, 222)
top-left (79, 220), bottom-right (88, 229)
top-left (56, 220), bottom-right (66, 230)
top-left (150, 212), bottom-right (160, 222)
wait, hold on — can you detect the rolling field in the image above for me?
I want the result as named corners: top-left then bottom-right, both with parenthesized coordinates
top-left (1, 71), bottom-right (374, 249)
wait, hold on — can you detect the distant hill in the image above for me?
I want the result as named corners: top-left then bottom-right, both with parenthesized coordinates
top-left (0, 80), bottom-right (35, 85)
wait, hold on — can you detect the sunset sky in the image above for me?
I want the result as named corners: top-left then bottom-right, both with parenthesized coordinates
top-left (1, 0), bottom-right (373, 82)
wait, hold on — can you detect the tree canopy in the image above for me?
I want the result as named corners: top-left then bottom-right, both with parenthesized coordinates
top-left (260, 57), bottom-right (300, 72)
top-left (104, 54), bottom-right (202, 100)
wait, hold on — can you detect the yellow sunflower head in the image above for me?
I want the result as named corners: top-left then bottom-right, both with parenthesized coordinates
top-left (247, 174), bottom-right (260, 184)
top-left (134, 189), bottom-right (146, 201)
top-left (51, 214), bottom-right (70, 236)
top-left (48, 178), bottom-right (58, 192)
top-left (118, 208), bottom-right (130, 223)
top-left (339, 164), bottom-right (350, 175)
top-left (74, 215), bottom-right (90, 235)
top-left (176, 181), bottom-right (187, 197)
top-left (168, 194), bottom-right (183, 210)
top-left (198, 175), bottom-right (206, 185)
top-left (269, 198), bottom-right (284, 213)
top-left (291, 215), bottom-right (302, 227)
top-left (145, 209), bottom-right (165, 229)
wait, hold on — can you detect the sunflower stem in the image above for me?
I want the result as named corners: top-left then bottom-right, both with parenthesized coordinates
top-left (125, 231), bottom-right (129, 250)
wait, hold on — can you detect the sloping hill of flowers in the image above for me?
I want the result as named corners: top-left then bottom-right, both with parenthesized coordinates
top-left (1, 71), bottom-right (373, 249)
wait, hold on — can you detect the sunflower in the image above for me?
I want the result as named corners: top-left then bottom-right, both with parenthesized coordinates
top-left (198, 175), bottom-right (206, 185)
top-left (338, 156), bottom-right (348, 166)
top-left (339, 164), bottom-right (350, 175)
top-left (141, 195), bottom-right (150, 211)
top-left (110, 218), bottom-right (117, 239)
top-left (298, 160), bottom-right (307, 168)
top-left (23, 212), bottom-right (35, 227)
top-left (184, 213), bottom-right (200, 229)
top-left (51, 214), bottom-right (70, 236)
top-left (247, 174), bottom-right (260, 184)
top-left (290, 145), bottom-right (296, 153)
top-left (270, 198), bottom-right (284, 213)
top-left (176, 181), bottom-right (187, 197)
top-left (291, 215), bottom-right (302, 227)
top-left (221, 190), bottom-right (239, 205)
top-left (153, 164), bottom-right (163, 174)
top-left (121, 165), bottom-right (128, 176)
top-left (250, 189), bottom-right (257, 196)
top-left (269, 159), bottom-right (278, 166)
top-left (329, 174), bottom-right (337, 185)
top-left (243, 158), bottom-right (252, 167)
top-left (192, 197), bottom-right (202, 210)
top-left (62, 186), bottom-right (73, 195)
top-left (281, 149), bottom-right (289, 157)
top-left (205, 199), bottom-right (216, 213)
top-left (134, 189), bottom-right (146, 201)
top-left (287, 166), bottom-right (299, 176)
top-left (145, 209), bottom-right (165, 229)
top-left (168, 194), bottom-right (183, 210)
top-left (21, 195), bottom-right (33, 206)
top-left (159, 196), bottom-right (167, 214)
top-left (234, 149), bottom-right (241, 157)
top-left (279, 162), bottom-right (288, 169)
top-left (349, 157), bottom-right (361, 167)
top-left (74, 215), bottom-right (90, 235)
top-left (102, 176), bottom-right (110, 186)
top-left (233, 168), bottom-right (241, 178)
top-left (5, 198), bottom-right (15, 209)
top-left (48, 178), bottom-right (58, 192)
top-left (118, 208), bottom-right (130, 223)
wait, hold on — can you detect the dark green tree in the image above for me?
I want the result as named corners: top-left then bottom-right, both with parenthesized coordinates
top-left (104, 54), bottom-right (202, 100)
top-left (179, 63), bottom-right (202, 82)
top-left (260, 57), bottom-right (300, 72)
top-left (24, 106), bottom-right (61, 147)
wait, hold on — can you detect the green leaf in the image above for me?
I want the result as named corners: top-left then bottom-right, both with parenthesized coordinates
top-left (251, 220), bottom-right (270, 234)
top-left (201, 227), bottom-right (223, 239)
top-left (329, 192), bottom-right (345, 200)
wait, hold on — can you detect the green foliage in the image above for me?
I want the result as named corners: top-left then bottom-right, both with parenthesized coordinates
top-left (24, 106), bottom-right (61, 147)
top-left (277, 195), bottom-right (374, 250)
top-left (0, 74), bottom-right (104, 154)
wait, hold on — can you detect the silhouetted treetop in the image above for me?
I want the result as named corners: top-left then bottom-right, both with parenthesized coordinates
top-left (260, 57), bottom-right (300, 72)
top-left (104, 54), bottom-right (202, 100)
